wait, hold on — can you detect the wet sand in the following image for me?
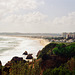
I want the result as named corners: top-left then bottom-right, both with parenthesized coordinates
top-left (29, 37), bottom-right (50, 46)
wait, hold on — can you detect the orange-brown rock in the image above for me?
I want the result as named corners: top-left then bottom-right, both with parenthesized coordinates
top-left (26, 54), bottom-right (33, 59)
top-left (36, 50), bottom-right (41, 57)
top-left (23, 51), bottom-right (28, 55)
top-left (11, 56), bottom-right (26, 63)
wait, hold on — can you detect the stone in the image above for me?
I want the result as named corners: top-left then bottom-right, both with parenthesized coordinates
top-left (23, 51), bottom-right (28, 55)
top-left (36, 50), bottom-right (41, 57)
top-left (26, 54), bottom-right (33, 59)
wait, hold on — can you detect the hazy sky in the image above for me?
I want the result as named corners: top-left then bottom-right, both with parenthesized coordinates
top-left (0, 0), bottom-right (75, 33)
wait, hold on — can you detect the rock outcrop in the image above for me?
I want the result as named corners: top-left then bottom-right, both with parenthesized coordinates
top-left (23, 51), bottom-right (28, 55)
top-left (3, 56), bottom-right (26, 72)
top-left (3, 56), bottom-right (26, 75)
top-left (5, 56), bottom-right (26, 67)
top-left (36, 50), bottom-right (41, 57)
top-left (26, 54), bottom-right (33, 59)
top-left (11, 56), bottom-right (26, 63)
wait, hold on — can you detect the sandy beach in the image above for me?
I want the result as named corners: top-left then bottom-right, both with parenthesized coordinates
top-left (29, 37), bottom-right (50, 46)
top-left (34, 38), bottom-right (50, 46)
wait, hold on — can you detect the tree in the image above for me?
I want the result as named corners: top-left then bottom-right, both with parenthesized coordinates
top-left (52, 43), bottom-right (75, 58)
top-left (43, 66), bottom-right (73, 75)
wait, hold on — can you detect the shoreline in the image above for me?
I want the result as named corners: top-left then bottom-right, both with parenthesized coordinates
top-left (0, 35), bottom-right (50, 46)
top-left (30, 38), bottom-right (50, 46)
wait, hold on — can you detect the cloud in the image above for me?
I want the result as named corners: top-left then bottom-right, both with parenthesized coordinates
top-left (0, 0), bottom-right (38, 20)
top-left (1, 12), bottom-right (47, 23)
top-left (0, 0), bottom-right (45, 12)
top-left (0, 12), bottom-right (75, 33)
top-left (0, 0), bottom-right (74, 33)
top-left (0, 0), bottom-right (46, 32)
top-left (0, 12), bottom-right (47, 32)
top-left (0, 0), bottom-right (45, 19)
top-left (52, 12), bottom-right (75, 26)
top-left (0, 0), bottom-right (37, 10)
top-left (45, 12), bottom-right (75, 33)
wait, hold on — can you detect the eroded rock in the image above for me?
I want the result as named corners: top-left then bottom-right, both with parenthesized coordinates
top-left (26, 54), bottom-right (33, 59)
top-left (23, 51), bottom-right (28, 55)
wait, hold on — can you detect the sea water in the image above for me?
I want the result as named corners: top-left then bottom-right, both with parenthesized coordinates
top-left (0, 36), bottom-right (43, 65)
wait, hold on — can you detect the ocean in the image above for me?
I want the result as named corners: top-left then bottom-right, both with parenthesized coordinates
top-left (0, 36), bottom-right (43, 65)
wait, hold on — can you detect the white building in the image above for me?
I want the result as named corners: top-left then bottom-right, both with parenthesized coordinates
top-left (62, 32), bottom-right (75, 39)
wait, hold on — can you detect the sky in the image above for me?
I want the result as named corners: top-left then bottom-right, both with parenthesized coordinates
top-left (0, 0), bottom-right (75, 33)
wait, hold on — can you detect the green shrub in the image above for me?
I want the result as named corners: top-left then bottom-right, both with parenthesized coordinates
top-left (9, 61), bottom-right (26, 75)
top-left (52, 43), bottom-right (75, 58)
top-left (43, 68), bottom-right (51, 75)
top-left (42, 54), bottom-right (50, 60)
top-left (67, 57), bottom-right (75, 71)
top-left (38, 43), bottom-right (58, 58)
top-left (43, 66), bottom-right (73, 75)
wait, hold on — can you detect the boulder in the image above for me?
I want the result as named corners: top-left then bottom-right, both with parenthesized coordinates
top-left (23, 51), bottom-right (28, 55)
top-left (26, 54), bottom-right (33, 59)
top-left (36, 50), bottom-right (41, 57)
top-left (11, 56), bottom-right (26, 63)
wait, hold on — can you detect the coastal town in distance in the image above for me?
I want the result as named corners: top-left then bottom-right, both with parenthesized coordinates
top-left (0, 32), bottom-right (75, 43)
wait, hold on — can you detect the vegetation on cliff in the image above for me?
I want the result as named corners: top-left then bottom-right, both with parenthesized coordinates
top-left (38, 42), bottom-right (75, 59)
top-left (52, 43), bottom-right (75, 58)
